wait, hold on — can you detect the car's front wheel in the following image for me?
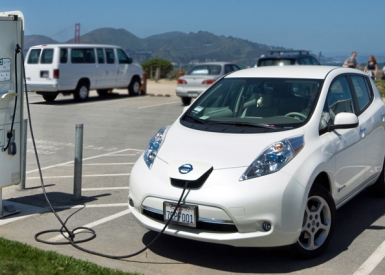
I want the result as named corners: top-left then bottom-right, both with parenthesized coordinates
top-left (128, 77), bottom-right (141, 96)
top-left (291, 184), bottom-right (336, 259)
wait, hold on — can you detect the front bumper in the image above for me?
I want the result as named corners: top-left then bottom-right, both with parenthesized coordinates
top-left (128, 156), bottom-right (306, 248)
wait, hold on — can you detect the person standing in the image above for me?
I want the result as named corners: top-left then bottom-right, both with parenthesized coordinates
top-left (364, 55), bottom-right (378, 80)
top-left (343, 52), bottom-right (359, 68)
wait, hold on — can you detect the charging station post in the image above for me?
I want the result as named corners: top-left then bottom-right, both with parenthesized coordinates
top-left (0, 11), bottom-right (24, 218)
top-left (73, 124), bottom-right (83, 200)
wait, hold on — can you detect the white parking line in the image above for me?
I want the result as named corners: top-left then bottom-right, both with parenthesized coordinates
top-left (82, 187), bottom-right (129, 191)
top-left (353, 240), bottom-right (385, 275)
top-left (27, 173), bottom-right (130, 180)
top-left (26, 148), bottom-right (142, 174)
top-left (138, 101), bottom-right (180, 109)
top-left (51, 203), bottom-right (128, 209)
top-left (47, 209), bottom-right (131, 242)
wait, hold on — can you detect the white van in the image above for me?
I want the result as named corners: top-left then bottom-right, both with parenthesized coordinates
top-left (24, 44), bottom-right (143, 102)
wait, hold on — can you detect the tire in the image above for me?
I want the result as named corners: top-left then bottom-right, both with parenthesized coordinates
top-left (128, 77), bottom-right (141, 96)
top-left (181, 97), bottom-right (191, 106)
top-left (42, 94), bottom-right (57, 102)
top-left (97, 89), bottom-right (109, 96)
top-left (367, 160), bottom-right (385, 197)
top-left (74, 81), bottom-right (89, 101)
top-left (291, 184), bottom-right (336, 259)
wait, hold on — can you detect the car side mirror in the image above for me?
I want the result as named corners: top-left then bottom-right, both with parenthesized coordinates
top-left (330, 112), bottom-right (359, 130)
top-left (127, 57), bottom-right (133, 64)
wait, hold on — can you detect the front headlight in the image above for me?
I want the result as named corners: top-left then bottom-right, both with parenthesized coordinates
top-left (143, 126), bottom-right (170, 169)
top-left (240, 136), bottom-right (304, 181)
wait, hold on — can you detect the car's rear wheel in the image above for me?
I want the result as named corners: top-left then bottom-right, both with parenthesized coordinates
top-left (181, 97), bottom-right (191, 106)
top-left (367, 160), bottom-right (385, 197)
top-left (74, 81), bottom-right (89, 101)
top-left (42, 94), bottom-right (57, 102)
top-left (128, 77), bottom-right (141, 96)
top-left (291, 184), bottom-right (336, 259)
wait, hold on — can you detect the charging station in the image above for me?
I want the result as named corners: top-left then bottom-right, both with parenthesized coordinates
top-left (0, 11), bottom-right (24, 218)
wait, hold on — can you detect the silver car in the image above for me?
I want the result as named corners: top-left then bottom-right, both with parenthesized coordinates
top-left (176, 62), bottom-right (240, 105)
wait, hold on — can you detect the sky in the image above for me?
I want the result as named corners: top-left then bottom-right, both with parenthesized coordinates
top-left (2, 0), bottom-right (385, 58)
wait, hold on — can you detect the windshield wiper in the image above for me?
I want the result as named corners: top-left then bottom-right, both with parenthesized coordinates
top-left (184, 114), bottom-right (207, 124)
top-left (206, 121), bottom-right (278, 129)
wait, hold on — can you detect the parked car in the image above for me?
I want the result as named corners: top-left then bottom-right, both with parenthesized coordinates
top-left (176, 62), bottom-right (240, 105)
top-left (129, 66), bottom-right (385, 258)
top-left (256, 50), bottom-right (320, 67)
top-left (24, 44), bottom-right (143, 102)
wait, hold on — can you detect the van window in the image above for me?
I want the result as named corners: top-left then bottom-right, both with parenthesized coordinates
top-left (60, 48), bottom-right (68, 64)
top-left (27, 49), bottom-right (41, 64)
top-left (41, 49), bottom-right (54, 64)
top-left (105, 49), bottom-right (115, 64)
top-left (71, 48), bottom-right (95, 63)
top-left (97, 48), bottom-right (105, 64)
top-left (117, 49), bottom-right (129, 64)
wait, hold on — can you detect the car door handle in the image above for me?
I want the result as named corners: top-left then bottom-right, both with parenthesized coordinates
top-left (359, 127), bottom-right (366, 134)
top-left (381, 113), bottom-right (385, 120)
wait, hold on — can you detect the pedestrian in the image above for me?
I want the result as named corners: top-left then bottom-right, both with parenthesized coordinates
top-left (343, 51), bottom-right (359, 68)
top-left (364, 55), bottom-right (378, 80)
top-left (382, 62), bottom-right (385, 80)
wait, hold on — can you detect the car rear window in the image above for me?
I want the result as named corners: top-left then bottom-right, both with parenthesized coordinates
top-left (27, 49), bottom-right (41, 64)
top-left (187, 65), bottom-right (222, 75)
top-left (258, 59), bottom-right (296, 66)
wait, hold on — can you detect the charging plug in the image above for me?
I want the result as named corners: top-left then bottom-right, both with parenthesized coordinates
top-left (8, 141), bottom-right (16, 155)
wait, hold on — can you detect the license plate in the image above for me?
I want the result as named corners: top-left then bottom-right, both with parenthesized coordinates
top-left (163, 202), bottom-right (197, 228)
top-left (187, 92), bottom-right (198, 97)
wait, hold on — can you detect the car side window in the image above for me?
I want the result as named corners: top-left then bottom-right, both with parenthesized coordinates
top-left (71, 48), bottom-right (95, 63)
top-left (97, 49), bottom-right (105, 64)
top-left (350, 75), bottom-right (372, 113)
top-left (41, 49), bottom-right (54, 64)
top-left (320, 76), bottom-right (355, 132)
top-left (117, 49), bottom-right (130, 64)
top-left (60, 49), bottom-right (67, 64)
top-left (105, 49), bottom-right (115, 64)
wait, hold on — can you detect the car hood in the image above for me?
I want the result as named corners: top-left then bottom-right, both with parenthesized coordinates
top-left (157, 121), bottom-right (304, 170)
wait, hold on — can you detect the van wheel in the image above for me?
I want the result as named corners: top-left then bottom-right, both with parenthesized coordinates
top-left (291, 184), bottom-right (336, 259)
top-left (42, 94), bottom-right (57, 102)
top-left (128, 77), bottom-right (141, 96)
top-left (97, 89), bottom-right (109, 96)
top-left (74, 82), bottom-right (89, 101)
top-left (368, 160), bottom-right (385, 197)
top-left (182, 97), bottom-right (191, 106)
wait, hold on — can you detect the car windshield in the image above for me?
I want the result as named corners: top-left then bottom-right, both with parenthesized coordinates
top-left (181, 77), bottom-right (323, 133)
top-left (187, 65), bottom-right (222, 76)
top-left (258, 59), bottom-right (296, 66)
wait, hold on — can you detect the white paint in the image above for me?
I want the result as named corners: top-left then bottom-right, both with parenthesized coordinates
top-left (47, 209), bottom-right (131, 242)
top-left (353, 241), bottom-right (385, 275)
top-left (27, 173), bottom-right (130, 179)
top-left (138, 101), bottom-right (179, 109)
top-left (82, 187), bottom-right (129, 191)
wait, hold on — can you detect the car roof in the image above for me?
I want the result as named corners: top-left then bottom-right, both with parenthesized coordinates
top-left (225, 65), bottom-right (363, 79)
top-left (260, 50), bottom-right (313, 58)
top-left (29, 44), bottom-right (123, 49)
top-left (190, 62), bottom-right (235, 66)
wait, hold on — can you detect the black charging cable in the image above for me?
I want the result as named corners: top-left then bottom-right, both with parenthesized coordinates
top-left (20, 48), bottom-right (189, 258)
top-left (3, 44), bottom-right (21, 152)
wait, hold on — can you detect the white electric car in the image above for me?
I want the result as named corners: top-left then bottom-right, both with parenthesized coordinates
top-left (129, 66), bottom-right (385, 258)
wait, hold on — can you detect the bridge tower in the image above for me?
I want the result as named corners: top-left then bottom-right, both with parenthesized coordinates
top-left (74, 23), bottom-right (80, 43)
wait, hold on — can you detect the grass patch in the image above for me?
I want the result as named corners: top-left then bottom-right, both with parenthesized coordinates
top-left (0, 237), bottom-right (141, 275)
top-left (375, 79), bottom-right (385, 98)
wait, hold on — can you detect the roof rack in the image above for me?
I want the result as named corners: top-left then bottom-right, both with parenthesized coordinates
top-left (269, 50), bottom-right (310, 55)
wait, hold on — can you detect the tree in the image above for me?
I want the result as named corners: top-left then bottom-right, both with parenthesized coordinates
top-left (141, 58), bottom-right (173, 79)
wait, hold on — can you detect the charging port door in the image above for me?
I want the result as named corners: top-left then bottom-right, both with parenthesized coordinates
top-left (0, 11), bottom-right (24, 188)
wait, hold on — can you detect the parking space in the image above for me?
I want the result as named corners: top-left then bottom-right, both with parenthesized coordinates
top-left (1, 86), bottom-right (385, 274)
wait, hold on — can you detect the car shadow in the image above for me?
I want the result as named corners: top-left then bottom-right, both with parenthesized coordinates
top-left (141, 189), bottom-right (385, 273)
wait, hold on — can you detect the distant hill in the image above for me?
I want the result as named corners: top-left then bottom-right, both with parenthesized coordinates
top-left (23, 28), bottom-right (293, 65)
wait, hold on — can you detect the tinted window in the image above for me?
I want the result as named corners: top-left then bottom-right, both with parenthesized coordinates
top-left (350, 75), bottom-right (372, 112)
top-left (27, 49), bottom-right (41, 64)
top-left (41, 49), bottom-right (54, 64)
top-left (71, 48), bottom-right (95, 63)
top-left (105, 49), bottom-right (115, 64)
top-left (97, 49), bottom-right (105, 63)
top-left (60, 49), bottom-right (67, 64)
top-left (187, 65), bottom-right (221, 75)
top-left (117, 49), bottom-right (130, 64)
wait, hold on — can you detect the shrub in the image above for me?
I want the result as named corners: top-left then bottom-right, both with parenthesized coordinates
top-left (141, 58), bottom-right (173, 79)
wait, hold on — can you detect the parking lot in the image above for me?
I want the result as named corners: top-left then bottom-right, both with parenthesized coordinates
top-left (1, 81), bottom-right (385, 275)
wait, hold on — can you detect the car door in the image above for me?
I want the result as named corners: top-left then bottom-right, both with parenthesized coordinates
top-left (349, 75), bottom-right (385, 182)
top-left (95, 48), bottom-right (107, 88)
top-left (104, 48), bottom-right (117, 88)
top-left (320, 75), bottom-right (367, 203)
top-left (116, 48), bottom-right (132, 87)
